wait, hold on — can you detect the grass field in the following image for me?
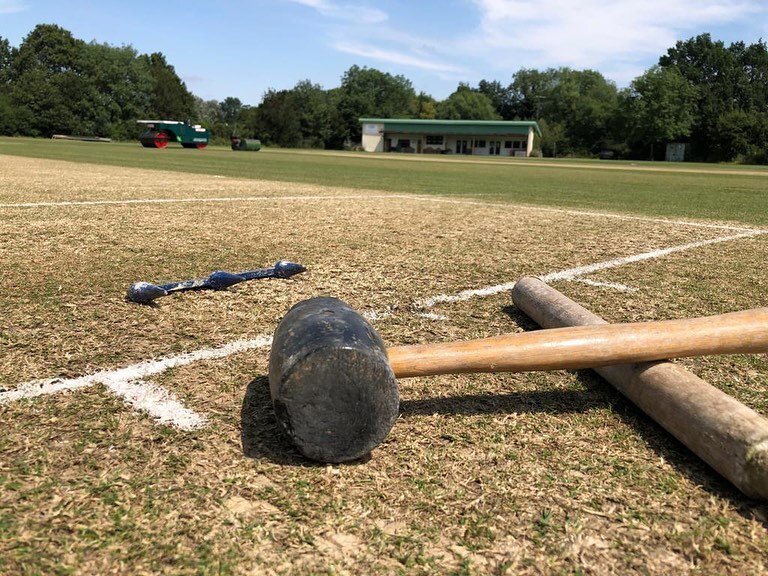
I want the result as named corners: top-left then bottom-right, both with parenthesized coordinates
top-left (1, 141), bottom-right (767, 575)
top-left (2, 137), bottom-right (768, 225)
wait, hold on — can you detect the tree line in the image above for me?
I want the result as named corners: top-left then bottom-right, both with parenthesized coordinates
top-left (1, 24), bottom-right (767, 163)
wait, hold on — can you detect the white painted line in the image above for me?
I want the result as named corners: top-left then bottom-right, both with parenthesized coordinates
top-left (407, 196), bottom-right (763, 233)
top-left (572, 278), bottom-right (638, 292)
top-left (362, 310), bottom-right (392, 321)
top-left (541, 230), bottom-right (762, 282)
top-left (3, 205), bottom-right (764, 429)
top-left (0, 336), bottom-right (273, 430)
top-left (415, 230), bottom-right (764, 309)
top-left (106, 379), bottom-right (206, 431)
top-left (2, 192), bottom-right (761, 234)
top-left (417, 312), bottom-right (448, 321)
top-left (0, 195), bottom-right (392, 209)
top-left (532, 207), bottom-right (762, 233)
top-left (415, 281), bottom-right (518, 309)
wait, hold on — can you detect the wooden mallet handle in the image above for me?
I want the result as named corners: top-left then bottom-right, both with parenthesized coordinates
top-left (388, 308), bottom-right (768, 378)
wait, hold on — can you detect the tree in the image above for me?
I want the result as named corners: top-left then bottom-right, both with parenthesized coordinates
top-left (237, 104), bottom-right (261, 140)
top-left (290, 80), bottom-right (332, 148)
top-left (477, 79), bottom-right (514, 119)
top-left (623, 66), bottom-right (697, 159)
top-left (194, 96), bottom-right (237, 143)
top-left (546, 69), bottom-right (619, 155)
top-left (255, 88), bottom-right (302, 147)
top-left (80, 41), bottom-right (153, 138)
top-left (506, 68), bottom-right (619, 155)
top-left (323, 87), bottom-right (347, 149)
top-left (436, 83), bottom-right (500, 120)
top-left (220, 96), bottom-right (243, 125)
top-left (508, 68), bottom-right (557, 120)
top-left (537, 118), bottom-right (567, 157)
top-left (0, 36), bottom-right (14, 85)
top-left (658, 34), bottom-right (749, 160)
top-left (0, 92), bottom-right (33, 135)
top-left (716, 109), bottom-right (768, 163)
top-left (738, 40), bottom-right (768, 111)
top-left (8, 24), bottom-right (90, 135)
top-left (146, 52), bottom-right (195, 120)
top-left (410, 91), bottom-right (437, 119)
top-left (194, 97), bottom-right (224, 125)
top-left (337, 65), bottom-right (415, 143)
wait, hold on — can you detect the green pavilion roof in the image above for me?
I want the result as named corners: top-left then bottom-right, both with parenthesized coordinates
top-left (360, 118), bottom-right (541, 137)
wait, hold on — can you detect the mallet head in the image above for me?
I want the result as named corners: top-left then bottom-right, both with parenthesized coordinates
top-left (273, 260), bottom-right (307, 278)
top-left (268, 297), bottom-right (399, 463)
top-left (126, 281), bottom-right (167, 304)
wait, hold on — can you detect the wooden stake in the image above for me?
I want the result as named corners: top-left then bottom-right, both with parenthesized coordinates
top-left (511, 276), bottom-right (768, 500)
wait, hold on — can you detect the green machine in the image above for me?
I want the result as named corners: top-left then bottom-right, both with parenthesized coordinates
top-left (230, 135), bottom-right (261, 151)
top-left (137, 120), bottom-right (210, 149)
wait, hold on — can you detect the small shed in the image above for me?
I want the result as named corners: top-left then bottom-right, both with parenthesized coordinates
top-left (665, 142), bottom-right (689, 162)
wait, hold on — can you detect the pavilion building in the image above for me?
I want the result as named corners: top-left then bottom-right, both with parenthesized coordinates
top-left (360, 118), bottom-right (541, 157)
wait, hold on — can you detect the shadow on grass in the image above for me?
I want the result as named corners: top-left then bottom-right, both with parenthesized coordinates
top-left (501, 304), bottom-right (541, 332)
top-left (502, 303), bottom-right (767, 521)
top-left (240, 376), bottom-right (312, 467)
top-left (579, 368), bottom-right (768, 522)
top-left (239, 376), bottom-right (371, 467)
top-left (400, 388), bottom-right (601, 417)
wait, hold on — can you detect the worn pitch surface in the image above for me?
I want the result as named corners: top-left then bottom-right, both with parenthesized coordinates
top-left (1, 156), bottom-right (767, 575)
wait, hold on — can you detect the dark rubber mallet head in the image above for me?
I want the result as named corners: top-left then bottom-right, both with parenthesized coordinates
top-left (268, 297), bottom-right (399, 463)
top-left (267, 291), bottom-right (768, 465)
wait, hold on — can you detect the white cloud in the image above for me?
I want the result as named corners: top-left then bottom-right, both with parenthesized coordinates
top-left (0, 0), bottom-right (26, 14)
top-left (286, 0), bottom-right (387, 24)
top-left (468, 0), bottom-right (765, 82)
top-left (287, 0), bottom-right (465, 77)
top-left (333, 40), bottom-right (465, 74)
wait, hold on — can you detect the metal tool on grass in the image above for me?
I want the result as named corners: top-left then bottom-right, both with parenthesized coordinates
top-left (265, 291), bottom-right (768, 465)
top-left (127, 260), bottom-right (306, 304)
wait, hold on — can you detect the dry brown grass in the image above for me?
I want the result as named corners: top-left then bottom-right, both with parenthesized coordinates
top-left (1, 155), bottom-right (767, 575)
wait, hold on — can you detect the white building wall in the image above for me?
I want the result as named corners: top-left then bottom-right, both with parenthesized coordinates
top-left (361, 123), bottom-right (384, 152)
top-left (365, 127), bottom-right (536, 156)
top-left (527, 127), bottom-right (534, 156)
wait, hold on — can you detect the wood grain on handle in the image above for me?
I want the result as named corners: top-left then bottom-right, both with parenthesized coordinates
top-left (388, 308), bottom-right (768, 378)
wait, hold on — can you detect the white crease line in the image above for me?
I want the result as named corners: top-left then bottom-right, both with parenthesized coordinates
top-left (417, 312), bottom-right (448, 321)
top-left (362, 310), bottom-right (392, 321)
top-left (3, 224), bottom-right (764, 427)
top-left (416, 281), bottom-right (518, 309)
top-left (0, 195), bottom-right (394, 209)
top-left (0, 336), bottom-right (273, 430)
top-left (106, 379), bottom-right (206, 431)
top-left (541, 230), bottom-right (762, 282)
top-left (2, 192), bottom-right (761, 233)
top-left (405, 196), bottom-right (763, 233)
top-left (572, 278), bottom-right (638, 292)
top-left (415, 230), bottom-right (764, 309)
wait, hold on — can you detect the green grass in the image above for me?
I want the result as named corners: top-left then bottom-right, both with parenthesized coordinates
top-left (1, 137), bottom-right (767, 225)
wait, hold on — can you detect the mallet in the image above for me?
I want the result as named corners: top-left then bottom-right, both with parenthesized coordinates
top-left (127, 260), bottom-right (306, 304)
top-left (268, 295), bottom-right (768, 464)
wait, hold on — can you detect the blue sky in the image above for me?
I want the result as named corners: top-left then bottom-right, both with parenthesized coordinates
top-left (1, 0), bottom-right (766, 105)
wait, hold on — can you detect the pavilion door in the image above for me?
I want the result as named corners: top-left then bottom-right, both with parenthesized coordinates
top-left (457, 140), bottom-right (468, 154)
